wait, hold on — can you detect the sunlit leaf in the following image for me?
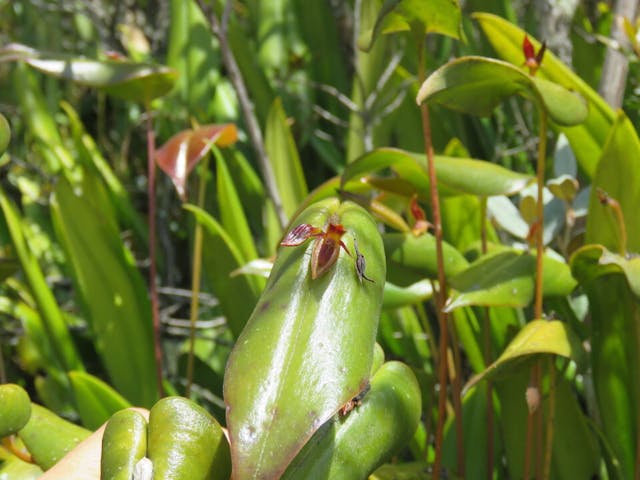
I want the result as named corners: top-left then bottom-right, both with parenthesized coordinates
top-left (359, 0), bottom-right (462, 52)
top-left (585, 111), bottom-right (640, 254)
top-left (473, 12), bottom-right (615, 177)
top-left (155, 124), bottom-right (237, 200)
top-left (417, 56), bottom-right (588, 126)
top-left (1, 43), bottom-right (177, 103)
top-left (466, 320), bottom-right (584, 389)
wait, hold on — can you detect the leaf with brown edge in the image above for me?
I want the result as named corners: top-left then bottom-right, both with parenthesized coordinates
top-left (155, 124), bottom-right (237, 200)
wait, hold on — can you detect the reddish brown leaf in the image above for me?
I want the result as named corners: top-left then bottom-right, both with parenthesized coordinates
top-left (522, 36), bottom-right (535, 62)
top-left (155, 123), bottom-right (238, 200)
top-left (280, 224), bottom-right (323, 246)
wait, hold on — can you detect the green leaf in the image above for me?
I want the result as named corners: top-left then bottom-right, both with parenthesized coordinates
top-left (0, 384), bottom-right (31, 437)
top-left (2, 43), bottom-right (177, 103)
top-left (185, 205), bottom-right (265, 337)
top-left (371, 462), bottom-right (436, 480)
top-left (466, 320), bottom-right (584, 389)
top-left (342, 148), bottom-right (533, 200)
top-left (0, 188), bottom-right (82, 372)
top-left (571, 244), bottom-right (640, 299)
top-left (0, 450), bottom-right (43, 479)
top-left (585, 111), bottom-right (640, 254)
top-left (0, 112), bottom-right (10, 154)
top-left (283, 361), bottom-right (421, 479)
top-left (265, 98), bottom-right (309, 218)
top-left (359, 0), bottom-right (462, 52)
top-left (215, 147), bottom-right (258, 262)
top-left (417, 56), bottom-right (588, 127)
top-left (68, 371), bottom-right (131, 430)
top-left (51, 176), bottom-right (158, 407)
top-left (446, 250), bottom-right (534, 312)
top-left (382, 279), bottom-right (433, 309)
top-left (224, 199), bottom-right (385, 479)
top-left (166, 0), bottom-right (221, 120)
top-left (383, 232), bottom-right (469, 285)
top-left (473, 12), bottom-right (615, 177)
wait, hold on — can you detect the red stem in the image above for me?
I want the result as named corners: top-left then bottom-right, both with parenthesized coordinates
top-left (146, 108), bottom-right (164, 398)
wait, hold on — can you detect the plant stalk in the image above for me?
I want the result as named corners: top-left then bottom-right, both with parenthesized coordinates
top-left (417, 41), bottom-right (459, 479)
top-left (197, 0), bottom-right (288, 229)
top-left (543, 358), bottom-right (557, 480)
top-left (185, 155), bottom-right (209, 397)
top-left (145, 106), bottom-right (164, 398)
top-left (480, 197), bottom-right (494, 479)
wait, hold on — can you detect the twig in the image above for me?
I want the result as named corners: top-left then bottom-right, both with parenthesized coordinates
top-left (196, 0), bottom-right (288, 229)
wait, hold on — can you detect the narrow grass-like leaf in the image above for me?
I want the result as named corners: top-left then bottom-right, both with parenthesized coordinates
top-left (68, 371), bottom-right (131, 430)
top-left (0, 188), bottom-right (82, 372)
top-left (265, 98), bottom-right (309, 218)
top-left (473, 12), bottom-right (615, 177)
top-left (185, 204), bottom-right (265, 337)
top-left (51, 176), bottom-right (157, 407)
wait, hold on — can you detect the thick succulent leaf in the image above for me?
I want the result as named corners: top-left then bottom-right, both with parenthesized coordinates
top-left (0, 451), bottom-right (43, 479)
top-left (155, 124), bottom-right (237, 201)
top-left (359, 0), bottom-right (462, 51)
top-left (224, 198), bottom-right (385, 479)
top-left (383, 232), bottom-right (469, 285)
top-left (51, 176), bottom-right (158, 407)
top-left (417, 56), bottom-right (588, 126)
top-left (282, 361), bottom-right (421, 479)
top-left (265, 98), bottom-right (309, 219)
top-left (342, 148), bottom-right (532, 200)
top-left (185, 205), bottom-right (265, 337)
top-left (68, 371), bottom-right (131, 430)
top-left (371, 462), bottom-right (438, 479)
top-left (1, 43), bottom-right (177, 103)
top-left (571, 245), bottom-right (640, 299)
top-left (382, 280), bottom-right (433, 309)
top-left (473, 12), bottom-right (615, 177)
top-left (466, 320), bottom-right (584, 389)
top-left (0, 188), bottom-right (82, 372)
top-left (585, 111), bottom-right (640, 254)
top-left (0, 384), bottom-right (31, 437)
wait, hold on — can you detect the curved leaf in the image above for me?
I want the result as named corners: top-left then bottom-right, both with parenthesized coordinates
top-left (155, 124), bottom-right (238, 200)
top-left (224, 198), bottom-right (385, 479)
top-left (466, 320), bottom-right (584, 389)
top-left (383, 279), bottom-right (433, 309)
top-left (359, 0), bottom-right (462, 51)
top-left (417, 56), bottom-right (588, 126)
top-left (0, 112), bottom-right (9, 154)
top-left (68, 371), bottom-right (131, 430)
top-left (1, 43), bottom-right (177, 103)
top-left (342, 148), bottom-right (533, 200)
top-left (585, 111), bottom-right (640, 254)
top-left (473, 12), bottom-right (615, 177)
top-left (185, 205), bottom-right (265, 337)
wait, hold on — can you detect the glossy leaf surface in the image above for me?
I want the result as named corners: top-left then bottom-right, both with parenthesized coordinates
top-left (282, 361), bottom-right (421, 479)
top-left (474, 12), bottom-right (615, 177)
top-left (225, 198), bottom-right (385, 479)
top-left (1, 43), bottom-right (177, 103)
top-left (155, 124), bottom-right (238, 201)
top-left (417, 56), bottom-right (588, 126)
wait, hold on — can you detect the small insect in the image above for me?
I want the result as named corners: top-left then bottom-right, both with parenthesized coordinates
top-left (338, 384), bottom-right (371, 417)
top-left (353, 237), bottom-right (374, 283)
top-left (522, 36), bottom-right (546, 76)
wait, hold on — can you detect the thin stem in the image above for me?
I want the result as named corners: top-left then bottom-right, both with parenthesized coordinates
top-left (480, 197), bottom-right (494, 480)
top-left (145, 106), bottom-right (164, 398)
top-left (185, 155), bottom-right (210, 397)
top-left (543, 358), bottom-right (556, 480)
top-left (196, 0), bottom-right (287, 229)
top-left (418, 41), bottom-right (456, 480)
